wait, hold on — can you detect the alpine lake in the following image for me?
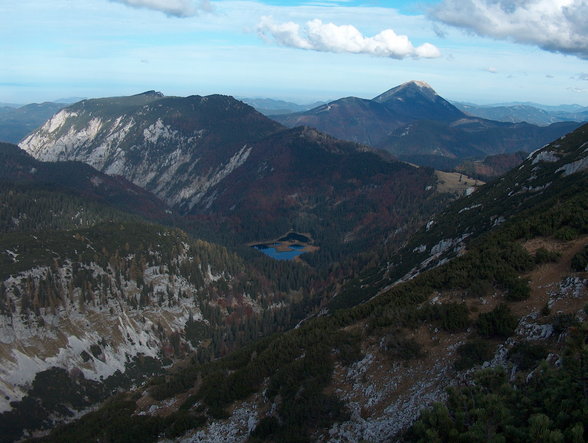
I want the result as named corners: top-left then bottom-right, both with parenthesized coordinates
top-left (250, 232), bottom-right (317, 261)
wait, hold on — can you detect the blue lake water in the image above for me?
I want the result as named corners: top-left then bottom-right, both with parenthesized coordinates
top-left (253, 243), bottom-right (306, 260)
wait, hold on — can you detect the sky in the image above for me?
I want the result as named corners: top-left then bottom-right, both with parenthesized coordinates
top-left (1, 0), bottom-right (587, 106)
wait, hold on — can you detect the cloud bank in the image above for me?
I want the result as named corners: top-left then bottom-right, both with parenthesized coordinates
top-left (109, 0), bottom-right (211, 17)
top-left (432, 0), bottom-right (588, 59)
top-left (257, 16), bottom-right (441, 59)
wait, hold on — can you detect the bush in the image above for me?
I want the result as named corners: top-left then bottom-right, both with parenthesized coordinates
top-left (476, 304), bottom-right (518, 338)
top-left (454, 340), bottom-right (495, 371)
top-left (571, 245), bottom-right (588, 272)
top-left (504, 277), bottom-right (531, 301)
top-left (534, 247), bottom-right (560, 265)
top-left (468, 279), bottom-right (494, 298)
top-left (552, 313), bottom-right (577, 334)
top-left (383, 333), bottom-right (425, 361)
top-left (508, 342), bottom-right (548, 371)
top-left (439, 303), bottom-right (471, 332)
top-left (555, 227), bottom-right (578, 241)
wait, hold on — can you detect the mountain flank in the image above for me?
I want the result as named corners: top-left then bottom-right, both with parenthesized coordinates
top-left (273, 81), bottom-right (582, 170)
top-left (19, 92), bottom-right (459, 268)
top-left (0, 142), bottom-right (323, 441)
top-left (0, 102), bottom-right (65, 144)
top-left (34, 124), bottom-right (588, 441)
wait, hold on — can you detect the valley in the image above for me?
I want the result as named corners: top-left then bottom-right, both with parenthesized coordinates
top-left (0, 86), bottom-right (585, 442)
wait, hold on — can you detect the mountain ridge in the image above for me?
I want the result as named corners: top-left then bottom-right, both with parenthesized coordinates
top-left (273, 81), bottom-right (581, 170)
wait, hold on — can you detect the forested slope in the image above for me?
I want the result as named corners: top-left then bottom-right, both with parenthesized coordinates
top-left (35, 127), bottom-right (588, 442)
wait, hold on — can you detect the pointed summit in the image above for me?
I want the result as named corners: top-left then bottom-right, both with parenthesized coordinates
top-left (372, 80), bottom-right (465, 121)
top-left (373, 80), bottom-right (437, 104)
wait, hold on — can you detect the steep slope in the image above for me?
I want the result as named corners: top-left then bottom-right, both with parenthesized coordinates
top-left (372, 80), bottom-right (464, 122)
top-left (0, 219), bottom-right (288, 441)
top-left (274, 81), bottom-right (463, 145)
top-left (19, 92), bottom-right (449, 264)
top-left (376, 118), bottom-right (580, 169)
top-left (0, 143), bottom-right (320, 440)
top-left (0, 102), bottom-right (64, 144)
top-left (273, 81), bottom-right (581, 170)
top-left (38, 128), bottom-right (588, 441)
top-left (456, 151), bottom-right (528, 181)
top-left (0, 142), bottom-right (171, 223)
top-left (333, 123), bottom-right (588, 310)
top-left (192, 126), bottom-right (442, 255)
top-left (273, 96), bottom-right (408, 146)
top-left (20, 92), bottom-right (282, 214)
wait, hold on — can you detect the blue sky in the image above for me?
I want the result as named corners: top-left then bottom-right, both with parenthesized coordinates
top-left (1, 0), bottom-right (587, 105)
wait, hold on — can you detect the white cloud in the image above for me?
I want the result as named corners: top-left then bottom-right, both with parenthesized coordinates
top-left (109, 0), bottom-right (211, 17)
top-left (257, 16), bottom-right (441, 59)
top-left (431, 0), bottom-right (588, 59)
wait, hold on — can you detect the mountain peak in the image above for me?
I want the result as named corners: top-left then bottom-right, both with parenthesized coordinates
top-left (134, 90), bottom-right (164, 98)
top-left (373, 80), bottom-right (438, 103)
top-left (405, 80), bottom-right (434, 90)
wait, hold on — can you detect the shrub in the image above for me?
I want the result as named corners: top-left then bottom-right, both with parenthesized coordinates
top-left (504, 277), bottom-right (531, 301)
top-left (552, 313), bottom-right (577, 334)
top-left (508, 342), bottom-right (548, 371)
top-left (439, 303), bottom-right (471, 332)
top-left (476, 304), bottom-right (518, 338)
top-left (571, 245), bottom-right (588, 272)
top-left (383, 333), bottom-right (425, 361)
top-left (534, 247), bottom-right (561, 265)
top-left (454, 340), bottom-right (495, 370)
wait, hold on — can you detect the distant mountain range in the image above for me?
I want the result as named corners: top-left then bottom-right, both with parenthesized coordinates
top-left (0, 102), bottom-right (66, 143)
top-left (239, 97), bottom-right (324, 116)
top-left (272, 81), bottom-right (583, 169)
top-left (453, 101), bottom-right (588, 126)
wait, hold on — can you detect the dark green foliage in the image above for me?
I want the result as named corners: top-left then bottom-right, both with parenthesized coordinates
top-left (408, 323), bottom-right (588, 442)
top-left (333, 330), bottom-right (363, 365)
top-left (468, 279), bottom-right (494, 298)
top-left (476, 304), bottom-right (518, 338)
top-left (420, 303), bottom-right (471, 332)
top-left (0, 184), bottom-right (137, 234)
top-left (184, 314), bottom-right (210, 347)
top-left (423, 240), bottom-right (535, 302)
top-left (383, 333), bottom-right (425, 361)
top-left (0, 357), bottom-right (164, 443)
top-left (552, 313), bottom-right (577, 334)
top-left (454, 340), bottom-right (495, 370)
top-left (36, 125), bottom-right (588, 443)
top-left (504, 277), bottom-right (531, 301)
top-left (36, 394), bottom-right (206, 443)
top-left (248, 416), bottom-right (281, 442)
top-left (571, 245), bottom-right (588, 271)
top-left (508, 342), bottom-right (548, 371)
top-left (534, 247), bottom-right (561, 265)
top-left (555, 226), bottom-right (578, 241)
